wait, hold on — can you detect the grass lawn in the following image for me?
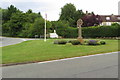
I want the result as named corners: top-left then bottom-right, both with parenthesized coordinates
top-left (2, 39), bottom-right (119, 64)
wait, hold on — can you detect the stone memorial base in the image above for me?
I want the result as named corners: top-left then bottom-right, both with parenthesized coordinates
top-left (77, 37), bottom-right (84, 44)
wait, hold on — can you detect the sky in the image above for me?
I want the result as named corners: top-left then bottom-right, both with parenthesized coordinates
top-left (0, 0), bottom-right (120, 21)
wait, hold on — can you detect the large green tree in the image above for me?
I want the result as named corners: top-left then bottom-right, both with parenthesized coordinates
top-left (59, 3), bottom-right (84, 27)
top-left (3, 12), bottom-right (28, 36)
top-left (2, 5), bottom-right (20, 24)
top-left (59, 3), bottom-right (76, 26)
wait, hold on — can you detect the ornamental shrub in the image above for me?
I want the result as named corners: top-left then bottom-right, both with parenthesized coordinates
top-left (87, 40), bottom-right (99, 45)
top-left (100, 41), bottom-right (106, 45)
top-left (54, 40), bottom-right (67, 44)
top-left (70, 40), bottom-right (81, 45)
top-left (54, 40), bottom-right (59, 44)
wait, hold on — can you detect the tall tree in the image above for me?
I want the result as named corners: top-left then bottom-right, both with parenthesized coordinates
top-left (74, 10), bottom-right (85, 26)
top-left (2, 5), bottom-right (20, 23)
top-left (3, 12), bottom-right (28, 36)
top-left (59, 3), bottom-right (85, 27)
top-left (26, 9), bottom-right (33, 14)
top-left (59, 3), bottom-right (76, 26)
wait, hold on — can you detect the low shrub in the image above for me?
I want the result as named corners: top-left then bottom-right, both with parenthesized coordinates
top-left (100, 41), bottom-right (106, 45)
top-left (54, 40), bottom-right (59, 44)
top-left (70, 40), bottom-right (81, 45)
top-left (54, 40), bottom-right (67, 44)
top-left (87, 40), bottom-right (99, 45)
top-left (68, 40), bottom-right (73, 43)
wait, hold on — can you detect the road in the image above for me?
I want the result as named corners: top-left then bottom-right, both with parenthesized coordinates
top-left (2, 52), bottom-right (118, 78)
top-left (0, 36), bottom-right (40, 47)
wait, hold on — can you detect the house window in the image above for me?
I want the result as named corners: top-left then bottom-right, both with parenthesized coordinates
top-left (106, 17), bottom-right (110, 20)
top-left (96, 18), bottom-right (99, 20)
top-left (117, 17), bottom-right (120, 20)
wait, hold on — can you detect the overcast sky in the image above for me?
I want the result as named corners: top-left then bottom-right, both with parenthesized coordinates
top-left (0, 0), bottom-right (120, 21)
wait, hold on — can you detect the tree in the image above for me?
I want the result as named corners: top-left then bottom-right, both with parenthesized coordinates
top-left (30, 18), bottom-right (52, 37)
top-left (59, 3), bottom-right (76, 26)
top-left (19, 23), bottom-right (33, 37)
top-left (26, 9), bottom-right (33, 14)
top-left (81, 13), bottom-right (102, 27)
top-left (74, 10), bottom-right (85, 26)
top-left (25, 12), bottom-right (42, 23)
top-left (2, 5), bottom-right (20, 23)
top-left (59, 3), bottom-right (85, 27)
top-left (2, 12), bottom-right (28, 36)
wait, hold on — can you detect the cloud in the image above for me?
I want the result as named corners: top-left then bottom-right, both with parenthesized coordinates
top-left (1, 0), bottom-right (119, 21)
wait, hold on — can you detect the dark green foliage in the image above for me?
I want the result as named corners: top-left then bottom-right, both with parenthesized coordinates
top-left (70, 40), bottom-right (81, 45)
top-left (54, 21), bottom-right (78, 38)
top-left (59, 3), bottom-right (76, 26)
top-left (2, 4), bottom-right (120, 38)
top-left (82, 24), bottom-right (120, 38)
top-left (68, 40), bottom-right (72, 43)
top-left (54, 40), bottom-right (67, 44)
top-left (2, 5), bottom-right (52, 38)
top-left (2, 5), bottom-right (21, 24)
top-left (100, 41), bottom-right (106, 45)
top-left (59, 3), bottom-right (85, 27)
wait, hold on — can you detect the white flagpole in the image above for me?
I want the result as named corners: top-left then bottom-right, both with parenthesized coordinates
top-left (44, 13), bottom-right (47, 42)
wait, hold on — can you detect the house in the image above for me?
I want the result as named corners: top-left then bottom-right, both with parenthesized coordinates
top-left (99, 14), bottom-right (120, 25)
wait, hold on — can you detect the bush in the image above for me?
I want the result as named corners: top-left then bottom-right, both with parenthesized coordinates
top-left (54, 40), bottom-right (59, 44)
top-left (54, 40), bottom-right (67, 44)
top-left (100, 41), bottom-right (106, 45)
top-left (68, 40), bottom-right (73, 43)
top-left (70, 40), bottom-right (81, 45)
top-left (87, 40), bottom-right (99, 45)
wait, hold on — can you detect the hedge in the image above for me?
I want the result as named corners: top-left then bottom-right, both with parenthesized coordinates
top-left (56, 23), bottom-right (120, 38)
top-left (82, 23), bottom-right (120, 38)
top-left (56, 26), bottom-right (78, 38)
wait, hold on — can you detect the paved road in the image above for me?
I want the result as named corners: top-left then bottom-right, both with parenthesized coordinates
top-left (0, 36), bottom-right (40, 47)
top-left (2, 52), bottom-right (118, 78)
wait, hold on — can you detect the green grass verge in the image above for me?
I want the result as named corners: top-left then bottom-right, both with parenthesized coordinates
top-left (2, 39), bottom-right (119, 64)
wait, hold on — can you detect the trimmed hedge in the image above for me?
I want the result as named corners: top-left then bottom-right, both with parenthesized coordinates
top-left (56, 26), bottom-right (78, 38)
top-left (56, 23), bottom-right (120, 38)
top-left (82, 23), bottom-right (120, 38)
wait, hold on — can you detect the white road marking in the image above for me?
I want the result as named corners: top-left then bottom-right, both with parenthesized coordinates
top-left (37, 51), bottom-right (119, 64)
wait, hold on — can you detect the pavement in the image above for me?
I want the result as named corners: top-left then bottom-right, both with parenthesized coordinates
top-left (2, 52), bottom-right (118, 78)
